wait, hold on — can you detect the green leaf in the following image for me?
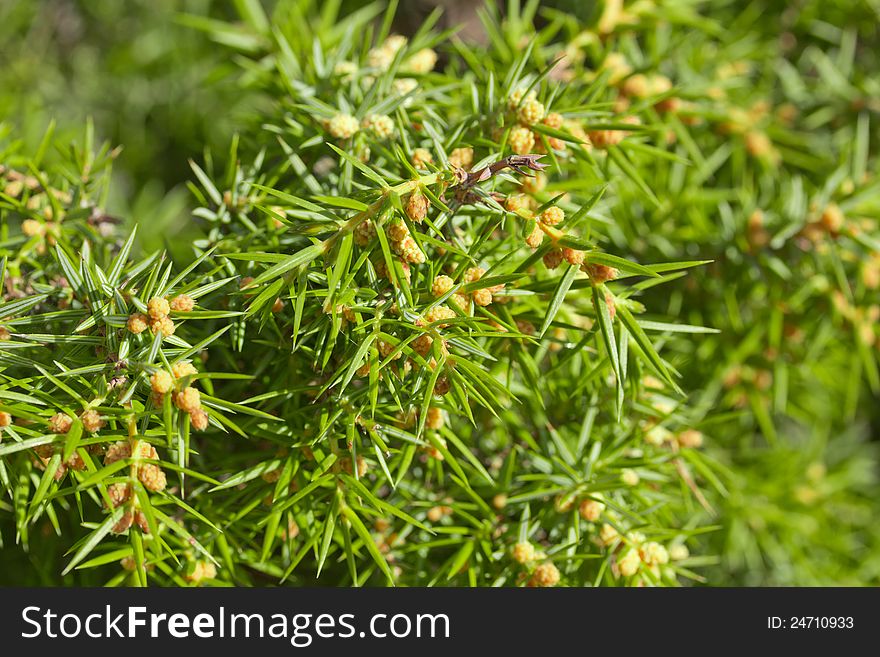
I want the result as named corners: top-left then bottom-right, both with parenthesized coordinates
top-left (312, 195), bottom-right (370, 211)
top-left (639, 320), bottom-right (720, 334)
top-left (188, 160), bottom-right (223, 205)
top-left (61, 419), bottom-right (84, 462)
top-left (326, 143), bottom-right (389, 188)
top-left (249, 243), bottom-right (325, 286)
top-left (446, 540), bottom-right (474, 580)
top-left (616, 303), bottom-right (681, 393)
top-left (0, 434), bottom-right (56, 457)
top-left (250, 184), bottom-right (326, 213)
top-left (592, 284), bottom-right (621, 383)
top-left (341, 505), bottom-right (395, 585)
top-left (540, 264), bottom-right (578, 337)
top-left (341, 474), bottom-right (433, 532)
top-left (316, 493), bottom-right (340, 576)
top-left (62, 508), bottom-right (125, 575)
top-left (586, 252), bottom-right (660, 278)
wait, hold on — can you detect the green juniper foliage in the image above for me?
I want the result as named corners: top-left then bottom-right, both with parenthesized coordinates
top-left (0, 0), bottom-right (878, 587)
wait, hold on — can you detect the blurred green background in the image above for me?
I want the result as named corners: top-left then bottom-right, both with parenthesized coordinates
top-left (0, 0), bottom-right (262, 254)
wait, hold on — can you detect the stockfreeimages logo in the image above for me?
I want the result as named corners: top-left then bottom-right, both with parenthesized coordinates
top-left (21, 606), bottom-right (451, 647)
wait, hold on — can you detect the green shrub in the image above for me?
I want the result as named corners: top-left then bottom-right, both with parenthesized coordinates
top-left (0, 0), bottom-right (877, 587)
